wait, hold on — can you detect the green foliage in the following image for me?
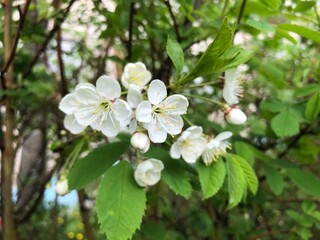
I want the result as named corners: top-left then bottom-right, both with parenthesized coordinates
top-left (68, 141), bottom-right (130, 190)
top-left (305, 91), bottom-right (320, 121)
top-left (145, 148), bottom-right (192, 198)
top-left (97, 161), bottom-right (146, 240)
top-left (246, 19), bottom-right (275, 33)
top-left (226, 154), bottom-right (245, 209)
top-left (271, 108), bottom-right (300, 137)
top-left (286, 168), bottom-right (320, 197)
top-left (197, 159), bottom-right (226, 199)
top-left (264, 165), bottom-right (284, 195)
top-left (166, 36), bottom-right (184, 74)
top-left (279, 24), bottom-right (320, 43)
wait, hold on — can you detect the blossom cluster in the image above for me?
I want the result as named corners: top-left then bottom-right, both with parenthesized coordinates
top-left (57, 62), bottom-right (247, 193)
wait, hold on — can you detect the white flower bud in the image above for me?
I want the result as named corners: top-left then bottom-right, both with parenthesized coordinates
top-left (130, 132), bottom-right (150, 153)
top-left (134, 159), bottom-right (164, 187)
top-left (55, 179), bottom-right (69, 196)
top-left (225, 108), bottom-right (247, 125)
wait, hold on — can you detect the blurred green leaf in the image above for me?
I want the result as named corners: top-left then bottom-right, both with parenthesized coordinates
top-left (246, 19), bottom-right (275, 32)
top-left (166, 35), bottom-right (185, 74)
top-left (305, 91), bottom-right (320, 121)
top-left (279, 24), bottom-right (320, 43)
top-left (264, 165), bottom-right (284, 195)
top-left (271, 108), bottom-right (300, 137)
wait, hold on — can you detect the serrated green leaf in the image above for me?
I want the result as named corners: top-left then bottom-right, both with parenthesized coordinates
top-left (305, 91), bottom-right (320, 121)
top-left (286, 168), bottom-right (320, 197)
top-left (197, 159), bottom-right (226, 199)
top-left (145, 148), bottom-right (192, 198)
top-left (279, 23), bottom-right (320, 43)
top-left (231, 154), bottom-right (258, 195)
top-left (235, 141), bottom-right (255, 165)
top-left (246, 19), bottom-right (275, 32)
top-left (264, 165), bottom-right (283, 195)
top-left (226, 155), bottom-right (245, 209)
top-left (68, 141), bottom-right (130, 190)
top-left (166, 36), bottom-right (184, 73)
top-left (97, 161), bottom-right (146, 240)
top-left (271, 109), bottom-right (300, 137)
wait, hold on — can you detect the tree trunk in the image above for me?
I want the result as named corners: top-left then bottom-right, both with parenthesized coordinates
top-left (2, 0), bottom-right (17, 239)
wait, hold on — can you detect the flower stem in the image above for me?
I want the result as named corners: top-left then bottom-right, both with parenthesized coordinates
top-left (182, 115), bottom-right (193, 127)
top-left (121, 91), bottom-right (128, 95)
top-left (184, 93), bottom-right (225, 107)
top-left (187, 81), bottom-right (219, 88)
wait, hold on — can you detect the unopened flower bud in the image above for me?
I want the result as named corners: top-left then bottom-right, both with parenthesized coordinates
top-left (225, 108), bottom-right (247, 125)
top-left (130, 132), bottom-right (150, 153)
top-left (55, 179), bottom-right (69, 196)
top-left (134, 159), bottom-right (164, 187)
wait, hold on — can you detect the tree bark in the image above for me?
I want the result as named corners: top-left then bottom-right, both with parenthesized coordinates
top-left (2, 0), bottom-right (18, 239)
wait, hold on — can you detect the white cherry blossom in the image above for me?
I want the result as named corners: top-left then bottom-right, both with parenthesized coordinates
top-left (121, 62), bottom-right (152, 90)
top-left (73, 76), bottom-right (132, 137)
top-left (131, 132), bottom-right (150, 153)
top-left (59, 92), bottom-right (86, 134)
top-left (202, 131), bottom-right (232, 165)
top-left (134, 159), bottom-right (164, 187)
top-left (136, 80), bottom-right (189, 143)
top-left (225, 108), bottom-right (247, 125)
top-left (123, 87), bottom-right (143, 132)
top-left (223, 68), bottom-right (243, 106)
top-left (170, 126), bottom-right (206, 164)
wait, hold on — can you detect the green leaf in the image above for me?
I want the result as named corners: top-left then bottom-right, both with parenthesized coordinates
top-left (261, 0), bottom-right (280, 10)
top-left (166, 36), bottom-right (185, 73)
top-left (294, 84), bottom-right (320, 98)
top-left (278, 23), bottom-right (320, 43)
top-left (197, 159), bottom-right (226, 199)
top-left (264, 165), bottom-right (283, 195)
top-left (293, 1), bottom-right (315, 12)
top-left (275, 29), bottom-right (298, 44)
top-left (231, 154), bottom-right (258, 195)
top-left (145, 148), bottom-right (192, 198)
top-left (271, 108), bottom-right (300, 137)
top-left (226, 155), bottom-right (245, 209)
top-left (68, 141), bottom-right (130, 190)
top-left (286, 168), bottom-right (320, 197)
top-left (305, 91), bottom-right (320, 121)
top-left (246, 19), bottom-right (275, 32)
top-left (97, 161), bottom-right (146, 240)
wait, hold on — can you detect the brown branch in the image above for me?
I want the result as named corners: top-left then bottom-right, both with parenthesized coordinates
top-left (78, 190), bottom-right (95, 240)
top-left (22, 0), bottom-right (76, 78)
top-left (1, 0), bottom-right (32, 89)
top-left (237, 0), bottom-right (247, 26)
top-left (126, 2), bottom-right (135, 61)
top-left (163, 0), bottom-right (181, 42)
top-left (249, 230), bottom-right (290, 240)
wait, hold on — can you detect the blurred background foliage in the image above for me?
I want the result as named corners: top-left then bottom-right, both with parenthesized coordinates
top-left (1, 0), bottom-right (320, 239)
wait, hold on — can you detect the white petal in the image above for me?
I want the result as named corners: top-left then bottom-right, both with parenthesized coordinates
top-left (100, 113), bottom-right (120, 137)
top-left (129, 118), bottom-right (138, 133)
top-left (75, 84), bottom-right (100, 104)
top-left (74, 104), bottom-right (100, 126)
top-left (75, 82), bottom-right (96, 91)
top-left (136, 101), bottom-right (152, 123)
top-left (223, 69), bottom-right (240, 105)
top-left (170, 142), bottom-right (182, 159)
top-left (185, 126), bottom-right (203, 138)
top-left (59, 93), bottom-right (78, 115)
top-left (121, 62), bottom-right (152, 90)
top-left (158, 95), bottom-right (189, 115)
top-left (112, 99), bottom-right (132, 122)
top-left (158, 114), bottom-right (183, 135)
top-left (148, 119), bottom-right (167, 143)
top-left (181, 138), bottom-right (206, 164)
top-left (127, 87), bottom-right (143, 108)
top-left (64, 115), bottom-right (86, 134)
top-left (96, 75), bottom-right (121, 100)
top-left (149, 158), bottom-right (164, 171)
top-left (148, 80), bottom-right (167, 105)
top-left (215, 131), bottom-right (233, 141)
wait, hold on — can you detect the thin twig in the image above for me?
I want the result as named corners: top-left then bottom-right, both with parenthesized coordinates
top-left (23, 0), bottom-right (76, 78)
top-left (163, 0), bottom-right (181, 42)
